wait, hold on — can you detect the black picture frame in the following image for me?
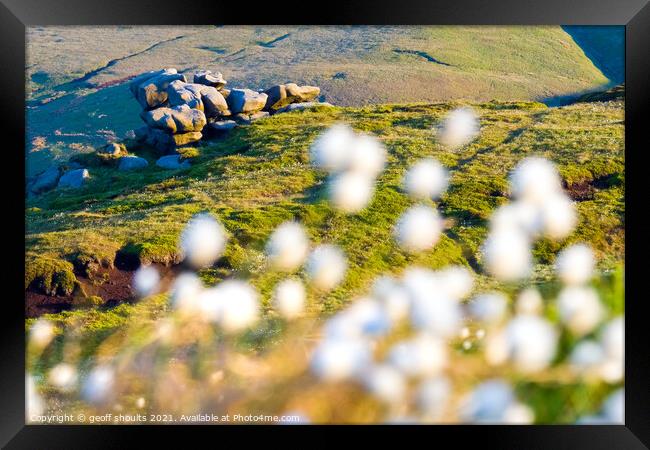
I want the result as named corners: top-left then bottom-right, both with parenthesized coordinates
top-left (2, 0), bottom-right (648, 447)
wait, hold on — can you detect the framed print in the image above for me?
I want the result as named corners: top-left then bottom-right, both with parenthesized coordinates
top-left (1, 0), bottom-right (648, 447)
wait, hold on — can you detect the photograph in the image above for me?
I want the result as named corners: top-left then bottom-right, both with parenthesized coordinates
top-left (22, 23), bottom-right (627, 426)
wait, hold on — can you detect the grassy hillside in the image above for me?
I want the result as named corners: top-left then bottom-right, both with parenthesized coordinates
top-left (26, 100), bottom-right (624, 327)
top-left (25, 25), bottom-right (610, 176)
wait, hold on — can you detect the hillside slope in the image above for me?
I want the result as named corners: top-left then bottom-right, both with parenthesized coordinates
top-left (26, 26), bottom-right (610, 175)
top-left (25, 100), bottom-right (624, 322)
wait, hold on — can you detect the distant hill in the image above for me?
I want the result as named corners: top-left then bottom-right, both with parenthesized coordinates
top-left (562, 25), bottom-right (624, 85)
top-left (25, 26), bottom-right (611, 176)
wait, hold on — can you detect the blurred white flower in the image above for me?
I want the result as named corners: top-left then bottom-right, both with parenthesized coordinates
top-left (394, 205), bottom-right (443, 253)
top-left (196, 286), bottom-right (223, 323)
top-left (437, 265), bottom-right (474, 300)
top-left (469, 292), bottom-right (508, 326)
top-left (459, 379), bottom-right (514, 423)
top-left (310, 338), bottom-right (371, 382)
top-left (556, 244), bottom-right (595, 286)
top-left (570, 340), bottom-right (605, 375)
top-left (26, 374), bottom-right (44, 420)
top-left (306, 244), bottom-right (347, 291)
top-left (505, 315), bottom-right (558, 373)
top-left (29, 318), bottom-right (55, 349)
top-left (416, 376), bottom-right (451, 419)
top-left (539, 194), bottom-right (577, 240)
top-left (557, 286), bottom-right (604, 336)
top-left (489, 201), bottom-right (540, 235)
top-left (503, 402), bottom-right (535, 424)
top-left (133, 265), bottom-right (160, 297)
top-left (81, 365), bottom-right (115, 405)
top-left (136, 397), bottom-right (146, 409)
top-left (600, 316), bottom-right (624, 361)
top-left (460, 327), bottom-right (471, 339)
top-left (476, 328), bottom-right (486, 339)
top-left (387, 333), bottom-right (448, 378)
top-left (602, 389), bottom-right (624, 423)
top-left (361, 364), bottom-right (407, 405)
top-left (214, 280), bottom-right (260, 333)
top-left (372, 276), bottom-right (411, 323)
top-left (179, 213), bottom-right (227, 268)
top-left (403, 158), bottom-right (448, 200)
top-left (48, 363), bottom-right (78, 391)
top-left (485, 328), bottom-right (509, 366)
top-left (437, 107), bottom-right (479, 149)
top-left (515, 288), bottom-right (544, 316)
top-left (325, 297), bottom-right (391, 339)
top-left (509, 157), bottom-right (562, 205)
top-left (273, 278), bottom-right (306, 320)
top-left (265, 221), bottom-right (310, 272)
top-left (346, 134), bottom-right (386, 178)
top-left (328, 171), bottom-right (375, 213)
top-left (170, 272), bottom-right (203, 313)
top-left (309, 123), bottom-right (355, 172)
top-left (482, 229), bottom-right (532, 282)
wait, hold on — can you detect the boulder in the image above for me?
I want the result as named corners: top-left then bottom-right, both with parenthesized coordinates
top-left (193, 70), bottom-right (227, 90)
top-left (135, 71), bottom-right (187, 109)
top-left (118, 155), bottom-right (149, 171)
top-left (167, 80), bottom-right (204, 111)
top-left (227, 89), bottom-right (268, 114)
top-left (208, 120), bottom-right (237, 132)
top-left (140, 104), bottom-right (207, 133)
top-left (129, 68), bottom-right (177, 96)
top-left (275, 102), bottom-right (333, 114)
top-left (264, 83), bottom-right (321, 111)
top-left (220, 88), bottom-right (231, 99)
top-left (233, 111), bottom-right (270, 125)
top-left (30, 166), bottom-right (61, 194)
top-left (144, 128), bottom-right (202, 153)
top-left (98, 142), bottom-right (127, 157)
top-left (156, 155), bottom-right (191, 170)
top-left (58, 168), bottom-right (89, 189)
top-left (167, 81), bottom-right (230, 118)
top-left (134, 126), bottom-right (149, 142)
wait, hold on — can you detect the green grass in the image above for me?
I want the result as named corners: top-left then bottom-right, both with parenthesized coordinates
top-left (25, 100), bottom-right (624, 341)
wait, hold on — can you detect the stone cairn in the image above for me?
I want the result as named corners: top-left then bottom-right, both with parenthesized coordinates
top-left (130, 68), bottom-right (327, 154)
top-left (27, 68), bottom-right (330, 195)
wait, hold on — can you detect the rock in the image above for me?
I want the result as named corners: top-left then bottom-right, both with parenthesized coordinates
top-left (166, 80), bottom-right (204, 110)
top-left (129, 68), bottom-right (177, 96)
top-left (98, 142), bottom-right (127, 156)
top-left (144, 128), bottom-right (202, 153)
top-left (156, 155), bottom-right (191, 170)
top-left (31, 166), bottom-right (61, 193)
top-left (118, 155), bottom-right (149, 171)
top-left (264, 83), bottom-right (321, 111)
top-left (275, 102), bottom-right (333, 114)
top-left (193, 70), bottom-right (227, 89)
top-left (208, 120), bottom-right (237, 132)
top-left (227, 89), bottom-right (268, 114)
top-left (135, 70), bottom-right (187, 109)
top-left (58, 168), bottom-right (89, 189)
top-left (233, 111), bottom-right (270, 125)
top-left (167, 81), bottom-right (230, 118)
top-left (220, 88), bottom-right (231, 99)
top-left (140, 104), bottom-right (206, 133)
top-left (134, 126), bottom-right (149, 142)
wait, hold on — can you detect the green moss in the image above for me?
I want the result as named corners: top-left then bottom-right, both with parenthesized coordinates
top-left (25, 256), bottom-right (77, 295)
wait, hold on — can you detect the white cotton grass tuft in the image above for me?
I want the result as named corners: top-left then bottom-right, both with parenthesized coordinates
top-left (515, 288), bottom-right (544, 316)
top-left (403, 158), bottom-right (449, 200)
top-left (469, 292), bottom-right (508, 326)
top-left (361, 364), bottom-right (407, 405)
top-left (555, 243), bottom-right (595, 286)
top-left (48, 363), bottom-right (78, 391)
top-left (308, 123), bottom-right (356, 172)
top-left (273, 278), bottom-right (306, 320)
top-left (489, 201), bottom-right (540, 235)
top-left (503, 402), bottom-right (535, 424)
top-left (29, 318), bottom-right (55, 349)
top-left (170, 272), bottom-right (203, 313)
top-left (213, 280), bottom-right (260, 333)
top-left (481, 229), bottom-right (532, 282)
top-left (196, 286), bottom-right (223, 323)
top-left (539, 194), bottom-right (577, 240)
top-left (602, 389), bottom-right (624, 423)
top-left (394, 205), bottom-right (443, 253)
top-left (179, 213), bottom-right (227, 269)
top-left (600, 316), bottom-right (624, 361)
top-left (133, 265), bottom-right (160, 297)
top-left (505, 315), bottom-right (558, 373)
top-left (509, 157), bottom-right (562, 205)
top-left (458, 379), bottom-right (515, 423)
top-left (437, 107), bottom-right (480, 149)
top-left (327, 171), bottom-right (375, 213)
top-left (346, 134), bottom-right (387, 178)
top-left (310, 338), bottom-right (371, 382)
top-left (557, 286), bottom-right (604, 336)
top-left (306, 244), bottom-right (347, 291)
top-left (265, 221), bottom-right (310, 271)
top-left (416, 376), bottom-right (451, 419)
top-left (569, 340), bottom-right (605, 375)
top-left (81, 365), bottom-right (115, 405)
top-left (437, 265), bottom-right (474, 300)
top-left (372, 276), bottom-right (411, 323)
top-left (325, 297), bottom-right (391, 339)
top-left (387, 333), bottom-right (448, 378)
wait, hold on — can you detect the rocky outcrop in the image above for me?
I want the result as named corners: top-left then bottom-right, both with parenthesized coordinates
top-left (30, 166), bottom-right (61, 194)
top-left (227, 89), bottom-right (268, 115)
top-left (140, 104), bottom-right (207, 134)
top-left (131, 68), bottom-right (187, 109)
top-left (156, 155), bottom-right (191, 170)
top-left (58, 168), bottom-right (89, 189)
top-left (194, 70), bottom-right (227, 90)
top-left (264, 83), bottom-right (320, 111)
top-left (118, 155), bottom-right (149, 171)
top-left (98, 142), bottom-right (128, 157)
